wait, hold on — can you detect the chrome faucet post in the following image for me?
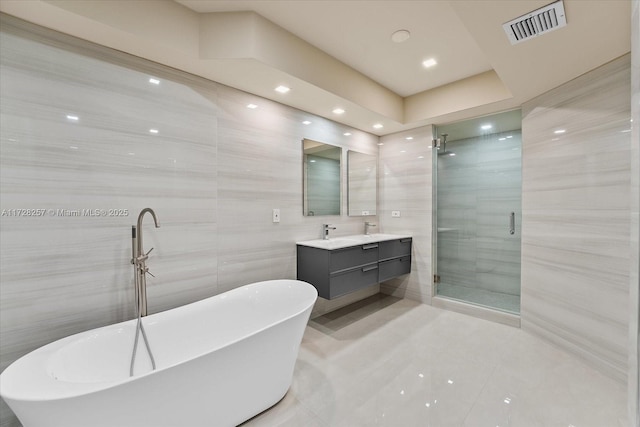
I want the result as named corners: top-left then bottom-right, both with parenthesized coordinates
top-left (323, 223), bottom-right (336, 240)
top-left (365, 221), bottom-right (377, 235)
top-left (132, 208), bottom-right (159, 317)
top-left (129, 208), bottom-right (160, 376)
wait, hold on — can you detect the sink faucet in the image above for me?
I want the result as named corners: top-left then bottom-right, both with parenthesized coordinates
top-left (323, 223), bottom-right (336, 240)
top-left (132, 208), bottom-right (160, 317)
top-left (365, 221), bottom-right (377, 235)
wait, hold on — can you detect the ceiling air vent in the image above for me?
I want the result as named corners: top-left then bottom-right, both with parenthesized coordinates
top-left (503, 0), bottom-right (567, 45)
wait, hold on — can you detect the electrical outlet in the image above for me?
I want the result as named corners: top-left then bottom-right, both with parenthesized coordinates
top-left (272, 208), bottom-right (280, 223)
top-left (391, 210), bottom-right (401, 218)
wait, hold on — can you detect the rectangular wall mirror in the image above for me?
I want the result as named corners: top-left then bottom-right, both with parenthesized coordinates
top-left (347, 150), bottom-right (377, 216)
top-left (303, 139), bottom-right (341, 216)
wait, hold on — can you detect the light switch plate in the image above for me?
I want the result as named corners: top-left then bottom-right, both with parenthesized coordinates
top-left (273, 208), bottom-right (280, 223)
top-left (391, 211), bottom-right (401, 217)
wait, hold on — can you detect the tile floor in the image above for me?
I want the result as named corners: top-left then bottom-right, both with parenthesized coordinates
top-left (243, 294), bottom-right (628, 427)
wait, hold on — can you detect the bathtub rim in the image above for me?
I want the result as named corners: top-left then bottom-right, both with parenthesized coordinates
top-left (0, 279), bottom-right (317, 402)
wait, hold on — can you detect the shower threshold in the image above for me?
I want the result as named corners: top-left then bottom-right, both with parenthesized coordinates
top-left (436, 282), bottom-right (520, 315)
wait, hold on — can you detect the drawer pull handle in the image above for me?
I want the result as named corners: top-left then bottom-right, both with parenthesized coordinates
top-left (362, 265), bottom-right (378, 272)
top-left (362, 244), bottom-right (379, 250)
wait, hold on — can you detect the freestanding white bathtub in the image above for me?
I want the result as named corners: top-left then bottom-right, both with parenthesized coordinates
top-left (0, 279), bottom-right (317, 427)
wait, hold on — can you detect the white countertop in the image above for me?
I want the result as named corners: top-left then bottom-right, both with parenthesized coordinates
top-left (297, 233), bottom-right (412, 250)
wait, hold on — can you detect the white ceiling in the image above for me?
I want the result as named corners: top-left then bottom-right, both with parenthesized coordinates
top-left (0, 0), bottom-right (631, 135)
top-left (174, 0), bottom-right (631, 132)
top-left (176, 0), bottom-right (494, 97)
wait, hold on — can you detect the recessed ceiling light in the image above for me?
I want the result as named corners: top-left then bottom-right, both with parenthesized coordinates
top-left (554, 129), bottom-right (566, 134)
top-left (69, 146), bottom-right (78, 150)
top-left (481, 124), bottom-right (492, 130)
top-left (343, 132), bottom-right (352, 136)
top-left (391, 29), bottom-right (411, 43)
top-left (149, 129), bottom-right (159, 134)
top-left (66, 114), bottom-right (79, 121)
top-left (373, 123), bottom-right (384, 129)
top-left (499, 137), bottom-right (506, 141)
top-left (149, 78), bottom-right (160, 85)
top-left (333, 108), bottom-right (345, 114)
top-left (449, 153), bottom-right (456, 156)
top-left (422, 58), bottom-right (437, 68)
top-left (247, 104), bottom-right (258, 109)
top-left (275, 85), bottom-right (290, 94)
top-left (378, 143), bottom-right (384, 146)
top-left (302, 120), bottom-right (312, 125)
top-left (506, 135), bottom-right (513, 138)
top-left (405, 136), bottom-right (414, 140)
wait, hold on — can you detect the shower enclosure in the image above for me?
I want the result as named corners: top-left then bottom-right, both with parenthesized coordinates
top-left (433, 110), bottom-right (522, 314)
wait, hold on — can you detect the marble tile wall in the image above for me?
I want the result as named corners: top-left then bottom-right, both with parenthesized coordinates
top-left (436, 132), bottom-right (522, 297)
top-left (520, 54), bottom-right (632, 383)
top-left (629, 1), bottom-right (639, 424)
top-left (378, 127), bottom-right (434, 303)
top-left (346, 150), bottom-right (377, 216)
top-left (0, 17), bottom-right (379, 427)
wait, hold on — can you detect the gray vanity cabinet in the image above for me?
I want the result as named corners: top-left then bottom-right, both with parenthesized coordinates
top-left (378, 238), bottom-right (412, 282)
top-left (297, 237), bottom-right (412, 299)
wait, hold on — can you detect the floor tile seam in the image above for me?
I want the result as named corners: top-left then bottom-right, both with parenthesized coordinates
top-left (294, 328), bottom-right (420, 424)
top-left (290, 348), bottom-right (398, 424)
top-left (460, 361), bottom-right (503, 425)
top-left (275, 393), bottom-right (332, 427)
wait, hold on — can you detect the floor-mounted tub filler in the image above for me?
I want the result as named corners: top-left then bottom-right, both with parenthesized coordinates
top-left (0, 279), bottom-right (318, 427)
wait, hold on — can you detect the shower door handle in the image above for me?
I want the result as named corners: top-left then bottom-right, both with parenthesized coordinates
top-left (509, 212), bottom-right (515, 235)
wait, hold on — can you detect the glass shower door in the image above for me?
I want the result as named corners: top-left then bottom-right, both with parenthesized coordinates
top-left (434, 111), bottom-right (522, 314)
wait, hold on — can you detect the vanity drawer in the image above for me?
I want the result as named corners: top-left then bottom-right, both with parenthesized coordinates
top-left (329, 263), bottom-right (379, 299)
top-left (379, 238), bottom-right (412, 261)
top-left (329, 244), bottom-right (379, 272)
top-left (378, 256), bottom-right (411, 282)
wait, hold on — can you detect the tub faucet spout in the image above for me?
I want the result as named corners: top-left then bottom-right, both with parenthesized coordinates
top-left (132, 208), bottom-right (160, 317)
